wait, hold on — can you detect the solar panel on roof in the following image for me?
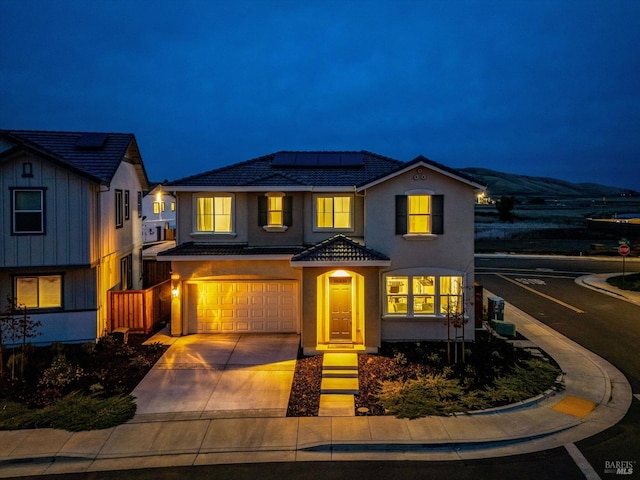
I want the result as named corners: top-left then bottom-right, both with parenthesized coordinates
top-left (75, 133), bottom-right (108, 149)
top-left (272, 151), bottom-right (364, 167)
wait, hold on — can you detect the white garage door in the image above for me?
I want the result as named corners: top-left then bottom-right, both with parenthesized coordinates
top-left (187, 280), bottom-right (299, 334)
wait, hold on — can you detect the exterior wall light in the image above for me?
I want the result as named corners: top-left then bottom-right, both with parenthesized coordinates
top-left (172, 288), bottom-right (179, 297)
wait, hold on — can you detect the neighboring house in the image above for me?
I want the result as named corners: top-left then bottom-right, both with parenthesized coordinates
top-left (0, 130), bottom-right (150, 344)
top-left (142, 184), bottom-right (176, 243)
top-left (159, 151), bottom-right (485, 354)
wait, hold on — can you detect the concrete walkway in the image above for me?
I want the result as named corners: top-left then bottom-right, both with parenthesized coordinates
top-left (0, 276), bottom-right (635, 477)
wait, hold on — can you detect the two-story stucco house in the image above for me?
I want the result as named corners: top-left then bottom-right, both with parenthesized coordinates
top-left (159, 151), bottom-right (484, 354)
top-left (0, 130), bottom-right (150, 344)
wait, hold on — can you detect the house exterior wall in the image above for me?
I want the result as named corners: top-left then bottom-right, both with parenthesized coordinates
top-left (142, 190), bottom-right (176, 243)
top-left (0, 152), bottom-right (96, 268)
top-left (363, 166), bottom-right (477, 342)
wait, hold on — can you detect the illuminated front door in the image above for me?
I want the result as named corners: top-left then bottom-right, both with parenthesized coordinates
top-left (329, 277), bottom-right (352, 341)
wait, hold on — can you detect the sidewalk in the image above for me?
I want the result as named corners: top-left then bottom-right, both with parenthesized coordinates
top-left (0, 279), bottom-right (634, 477)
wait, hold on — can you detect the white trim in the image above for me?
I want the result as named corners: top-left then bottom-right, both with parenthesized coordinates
top-left (166, 185), bottom-right (357, 193)
top-left (403, 234), bottom-right (438, 241)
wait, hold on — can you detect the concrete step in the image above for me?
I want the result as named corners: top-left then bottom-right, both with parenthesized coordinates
top-left (322, 352), bottom-right (359, 370)
top-left (321, 377), bottom-right (359, 394)
top-left (318, 394), bottom-right (355, 417)
top-left (322, 369), bottom-right (358, 378)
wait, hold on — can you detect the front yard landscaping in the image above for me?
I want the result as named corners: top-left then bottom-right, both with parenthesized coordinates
top-left (607, 272), bottom-right (640, 292)
top-left (0, 335), bottom-right (166, 431)
top-left (287, 331), bottom-right (562, 418)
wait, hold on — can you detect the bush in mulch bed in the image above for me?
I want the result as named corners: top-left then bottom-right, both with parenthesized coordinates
top-left (287, 331), bottom-right (562, 419)
top-left (0, 334), bottom-right (167, 430)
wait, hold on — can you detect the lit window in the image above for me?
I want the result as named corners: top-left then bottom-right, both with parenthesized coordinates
top-left (268, 196), bottom-right (283, 226)
top-left (386, 276), bottom-right (408, 313)
top-left (384, 273), bottom-right (462, 317)
top-left (171, 202), bottom-right (175, 211)
top-left (15, 275), bottom-right (62, 309)
top-left (12, 189), bottom-right (44, 234)
top-left (316, 195), bottom-right (351, 229)
top-left (161, 202), bottom-right (166, 212)
top-left (440, 276), bottom-right (463, 314)
top-left (153, 202), bottom-right (160, 214)
top-left (413, 276), bottom-right (435, 314)
top-left (408, 195), bottom-right (430, 233)
top-left (196, 196), bottom-right (232, 232)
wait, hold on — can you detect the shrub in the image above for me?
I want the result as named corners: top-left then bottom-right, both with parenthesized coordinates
top-left (38, 356), bottom-right (86, 390)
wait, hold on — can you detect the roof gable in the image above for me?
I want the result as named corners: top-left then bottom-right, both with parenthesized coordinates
top-left (358, 155), bottom-right (486, 191)
top-left (0, 129), bottom-right (149, 187)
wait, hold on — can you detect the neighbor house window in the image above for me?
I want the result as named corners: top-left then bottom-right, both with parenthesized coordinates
top-left (153, 202), bottom-right (160, 214)
top-left (137, 191), bottom-right (142, 218)
top-left (396, 194), bottom-right (444, 235)
top-left (115, 190), bottom-right (123, 228)
top-left (171, 202), bottom-right (175, 211)
top-left (315, 195), bottom-right (352, 229)
top-left (124, 190), bottom-right (130, 220)
top-left (121, 254), bottom-right (132, 290)
top-left (15, 275), bottom-right (62, 309)
top-left (195, 195), bottom-right (233, 233)
top-left (385, 273), bottom-right (462, 317)
top-left (11, 188), bottom-right (45, 234)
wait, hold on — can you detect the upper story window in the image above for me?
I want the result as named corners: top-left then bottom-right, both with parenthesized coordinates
top-left (408, 195), bottom-right (431, 233)
top-left (315, 194), bottom-right (352, 230)
top-left (11, 188), bottom-right (45, 234)
top-left (195, 194), bottom-right (233, 233)
top-left (115, 189), bottom-right (123, 228)
top-left (396, 193), bottom-right (444, 236)
top-left (258, 193), bottom-right (292, 231)
top-left (124, 190), bottom-right (130, 220)
top-left (15, 275), bottom-right (62, 309)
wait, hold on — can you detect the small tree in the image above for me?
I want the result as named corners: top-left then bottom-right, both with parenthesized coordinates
top-left (0, 295), bottom-right (41, 379)
top-left (496, 195), bottom-right (516, 222)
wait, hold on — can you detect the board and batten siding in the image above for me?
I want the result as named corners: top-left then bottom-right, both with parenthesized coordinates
top-left (0, 153), bottom-right (96, 268)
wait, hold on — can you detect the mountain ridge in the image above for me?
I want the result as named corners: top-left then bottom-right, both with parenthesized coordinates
top-left (459, 167), bottom-right (638, 198)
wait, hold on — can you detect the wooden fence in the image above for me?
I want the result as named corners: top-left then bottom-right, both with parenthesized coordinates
top-left (107, 280), bottom-right (171, 334)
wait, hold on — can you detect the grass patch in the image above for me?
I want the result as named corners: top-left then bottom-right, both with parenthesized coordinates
top-left (607, 273), bottom-right (640, 292)
top-left (0, 392), bottom-right (136, 431)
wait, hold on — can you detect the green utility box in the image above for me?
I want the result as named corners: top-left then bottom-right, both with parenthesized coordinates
top-left (490, 319), bottom-right (517, 337)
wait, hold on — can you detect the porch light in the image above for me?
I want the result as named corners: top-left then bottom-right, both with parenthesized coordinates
top-left (171, 273), bottom-right (180, 280)
top-left (330, 269), bottom-right (351, 277)
top-left (172, 287), bottom-right (179, 297)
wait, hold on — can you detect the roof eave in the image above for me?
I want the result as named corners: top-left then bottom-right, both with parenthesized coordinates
top-left (157, 254), bottom-right (296, 262)
top-left (289, 260), bottom-right (391, 267)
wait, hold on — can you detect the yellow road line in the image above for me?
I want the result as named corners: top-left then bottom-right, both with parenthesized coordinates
top-left (496, 274), bottom-right (585, 314)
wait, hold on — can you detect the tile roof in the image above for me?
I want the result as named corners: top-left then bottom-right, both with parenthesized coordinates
top-left (0, 129), bottom-right (145, 185)
top-left (158, 242), bottom-right (306, 258)
top-left (165, 151), bottom-right (404, 188)
top-left (290, 234), bottom-right (390, 264)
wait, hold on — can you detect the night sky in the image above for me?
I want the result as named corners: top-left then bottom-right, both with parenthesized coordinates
top-left (1, 0), bottom-right (639, 189)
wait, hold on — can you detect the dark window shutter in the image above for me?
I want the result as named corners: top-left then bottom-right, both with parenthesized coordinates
top-left (395, 195), bottom-right (407, 235)
top-left (258, 196), bottom-right (267, 226)
top-left (432, 195), bottom-right (444, 234)
top-left (283, 196), bottom-right (293, 227)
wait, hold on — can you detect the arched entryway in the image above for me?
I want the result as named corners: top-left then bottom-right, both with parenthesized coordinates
top-left (316, 269), bottom-right (365, 348)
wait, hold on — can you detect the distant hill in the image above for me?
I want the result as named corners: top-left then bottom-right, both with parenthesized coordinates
top-left (460, 167), bottom-right (638, 198)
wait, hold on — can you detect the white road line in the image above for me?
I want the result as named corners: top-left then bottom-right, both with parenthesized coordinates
top-left (496, 274), bottom-right (585, 314)
top-left (565, 443), bottom-right (602, 480)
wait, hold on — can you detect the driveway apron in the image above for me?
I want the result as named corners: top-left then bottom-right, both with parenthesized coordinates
top-left (131, 334), bottom-right (299, 418)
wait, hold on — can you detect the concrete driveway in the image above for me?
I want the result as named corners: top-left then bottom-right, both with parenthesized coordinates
top-left (131, 333), bottom-right (299, 419)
